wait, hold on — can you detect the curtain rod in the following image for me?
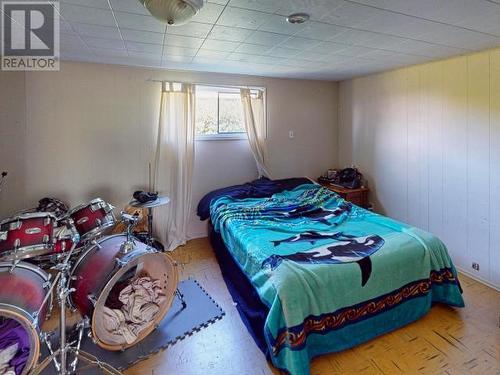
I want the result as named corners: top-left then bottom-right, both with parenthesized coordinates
top-left (145, 78), bottom-right (265, 91)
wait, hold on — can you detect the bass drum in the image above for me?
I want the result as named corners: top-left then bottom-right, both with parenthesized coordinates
top-left (69, 234), bottom-right (178, 351)
top-left (0, 262), bottom-right (51, 375)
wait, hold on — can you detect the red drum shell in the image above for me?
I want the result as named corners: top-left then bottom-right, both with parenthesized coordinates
top-left (69, 235), bottom-right (178, 351)
top-left (68, 199), bottom-right (115, 242)
top-left (0, 214), bottom-right (55, 260)
top-left (0, 262), bottom-right (50, 375)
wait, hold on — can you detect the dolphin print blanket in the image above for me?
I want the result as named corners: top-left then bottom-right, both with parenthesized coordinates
top-left (210, 183), bottom-right (464, 375)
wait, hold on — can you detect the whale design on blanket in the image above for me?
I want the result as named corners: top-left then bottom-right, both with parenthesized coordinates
top-left (210, 183), bottom-right (464, 375)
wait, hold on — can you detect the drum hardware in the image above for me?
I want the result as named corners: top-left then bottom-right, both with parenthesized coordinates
top-left (129, 195), bottom-right (170, 251)
top-left (76, 217), bottom-right (88, 225)
top-left (32, 247), bottom-right (122, 375)
top-left (119, 212), bottom-right (139, 254)
top-left (9, 259), bottom-right (20, 273)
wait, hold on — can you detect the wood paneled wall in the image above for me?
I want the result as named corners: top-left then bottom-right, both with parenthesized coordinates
top-left (339, 48), bottom-right (500, 289)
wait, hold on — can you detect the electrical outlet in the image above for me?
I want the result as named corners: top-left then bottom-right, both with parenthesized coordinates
top-left (472, 262), bottom-right (480, 271)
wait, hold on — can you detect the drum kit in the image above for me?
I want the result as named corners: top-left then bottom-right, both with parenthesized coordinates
top-left (0, 196), bottom-right (180, 375)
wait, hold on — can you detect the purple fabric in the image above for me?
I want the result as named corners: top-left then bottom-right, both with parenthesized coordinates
top-left (0, 318), bottom-right (30, 375)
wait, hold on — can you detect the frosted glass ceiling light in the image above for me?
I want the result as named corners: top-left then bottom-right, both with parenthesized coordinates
top-left (139, 0), bottom-right (204, 26)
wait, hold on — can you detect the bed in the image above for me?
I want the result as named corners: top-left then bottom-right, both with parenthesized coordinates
top-left (197, 178), bottom-right (464, 375)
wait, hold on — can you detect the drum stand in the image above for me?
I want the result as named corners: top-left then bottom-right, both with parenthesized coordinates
top-left (32, 256), bottom-right (121, 375)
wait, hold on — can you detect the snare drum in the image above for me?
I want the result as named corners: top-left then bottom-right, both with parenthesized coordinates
top-left (69, 234), bottom-right (178, 351)
top-left (0, 262), bottom-right (51, 375)
top-left (67, 198), bottom-right (116, 242)
top-left (0, 213), bottom-right (57, 261)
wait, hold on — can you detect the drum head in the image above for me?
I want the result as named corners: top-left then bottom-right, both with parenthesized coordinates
top-left (92, 252), bottom-right (178, 351)
top-left (0, 306), bottom-right (40, 375)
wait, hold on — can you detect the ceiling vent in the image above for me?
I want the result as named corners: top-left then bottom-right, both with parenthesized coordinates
top-left (286, 13), bottom-right (310, 24)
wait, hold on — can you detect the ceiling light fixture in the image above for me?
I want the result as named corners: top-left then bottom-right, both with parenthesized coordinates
top-left (286, 13), bottom-right (310, 24)
top-left (139, 0), bottom-right (204, 26)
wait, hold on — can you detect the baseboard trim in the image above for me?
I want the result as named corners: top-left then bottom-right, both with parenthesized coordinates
top-left (456, 266), bottom-right (500, 292)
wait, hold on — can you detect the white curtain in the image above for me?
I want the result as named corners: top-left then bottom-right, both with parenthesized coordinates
top-left (152, 82), bottom-right (195, 251)
top-left (240, 88), bottom-right (270, 178)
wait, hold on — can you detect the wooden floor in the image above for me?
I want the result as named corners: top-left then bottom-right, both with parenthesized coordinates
top-left (123, 237), bottom-right (499, 375)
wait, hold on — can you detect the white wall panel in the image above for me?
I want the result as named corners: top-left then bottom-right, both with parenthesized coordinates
top-left (490, 50), bottom-right (500, 286)
top-left (466, 52), bottom-right (490, 281)
top-left (339, 48), bottom-right (500, 289)
top-left (442, 57), bottom-right (468, 267)
top-left (406, 66), bottom-right (421, 228)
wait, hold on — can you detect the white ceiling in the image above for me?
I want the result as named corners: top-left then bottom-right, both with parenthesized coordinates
top-left (9, 0), bottom-right (500, 80)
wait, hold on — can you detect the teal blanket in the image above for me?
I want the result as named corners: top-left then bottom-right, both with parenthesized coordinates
top-left (211, 184), bottom-right (464, 375)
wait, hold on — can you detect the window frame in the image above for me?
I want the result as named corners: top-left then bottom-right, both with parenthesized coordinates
top-left (194, 84), bottom-right (266, 141)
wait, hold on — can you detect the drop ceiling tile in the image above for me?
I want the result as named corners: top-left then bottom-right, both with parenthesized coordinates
top-left (280, 58), bottom-right (312, 68)
top-left (60, 34), bottom-right (88, 51)
top-left (163, 46), bottom-right (199, 57)
top-left (60, 0), bottom-right (109, 10)
top-left (266, 46), bottom-right (300, 58)
top-left (121, 28), bottom-right (164, 45)
top-left (217, 6), bottom-right (271, 30)
top-left (235, 43), bottom-right (271, 54)
top-left (275, 0), bottom-right (343, 21)
top-left (320, 2), bottom-right (381, 28)
top-left (209, 0), bottom-right (229, 5)
top-left (162, 55), bottom-right (193, 64)
top-left (360, 12), bottom-right (432, 39)
top-left (83, 36), bottom-right (125, 50)
top-left (333, 45), bottom-right (377, 57)
top-left (194, 3), bottom-right (225, 24)
top-left (355, 0), bottom-right (500, 36)
top-left (416, 23), bottom-right (500, 50)
top-left (330, 29), bottom-right (404, 50)
top-left (196, 49), bottom-right (230, 59)
top-left (90, 47), bottom-right (129, 58)
top-left (226, 52), bottom-right (254, 62)
top-left (293, 50), bottom-right (335, 63)
top-left (126, 41), bottom-right (163, 55)
top-left (307, 41), bottom-right (350, 55)
top-left (389, 39), bottom-right (469, 58)
top-left (109, 0), bottom-right (150, 15)
top-left (57, 3), bottom-right (116, 27)
top-left (115, 12), bottom-right (166, 33)
top-left (123, 55), bottom-right (161, 67)
top-left (127, 50), bottom-right (162, 60)
top-left (295, 22), bottom-right (346, 41)
top-left (279, 36), bottom-right (321, 50)
top-left (202, 39), bottom-right (240, 52)
top-left (258, 14), bottom-right (307, 35)
top-left (163, 34), bottom-right (205, 49)
top-left (328, 29), bottom-right (375, 45)
top-left (166, 22), bottom-right (213, 38)
top-left (246, 55), bottom-right (284, 65)
top-left (228, 0), bottom-right (282, 13)
top-left (71, 22), bottom-right (122, 40)
top-left (244, 30), bottom-right (289, 46)
top-left (207, 25), bottom-right (253, 42)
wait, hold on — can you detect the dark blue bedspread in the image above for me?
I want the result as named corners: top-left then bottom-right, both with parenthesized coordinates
top-left (197, 177), bottom-right (311, 220)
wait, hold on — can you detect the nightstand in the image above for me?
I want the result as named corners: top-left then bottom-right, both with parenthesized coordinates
top-left (319, 182), bottom-right (370, 209)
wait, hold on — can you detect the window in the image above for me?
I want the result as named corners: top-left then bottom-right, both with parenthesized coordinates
top-left (195, 85), bottom-right (263, 139)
